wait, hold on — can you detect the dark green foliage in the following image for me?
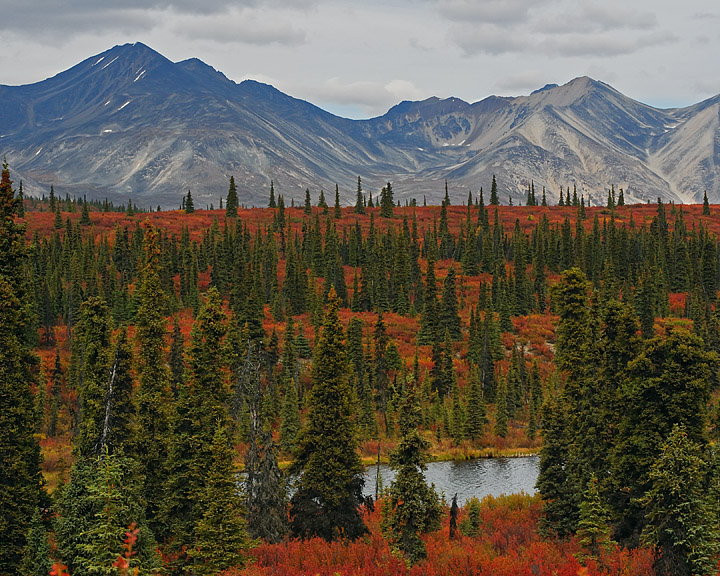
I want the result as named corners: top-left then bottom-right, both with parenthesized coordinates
top-left (611, 328), bottom-right (716, 544)
top-left (493, 373), bottom-right (508, 438)
top-left (334, 184), bottom-right (341, 218)
top-left (100, 327), bottom-right (135, 456)
top-left (381, 378), bottom-right (442, 564)
top-left (20, 507), bottom-right (51, 576)
top-left (439, 266), bottom-right (462, 340)
top-left (184, 189), bottom-right (195, 214)
top-left (132, 225), bottom-right (173, 533)
top-left (190, 423), bottom-right (253, 574)
top-left (536, 396), bottom-right (577, 538)
top-left (280, 378), bottom-right (300, 452)
top-left (289, 288), bottom-right (367, 541)
top-left (54, 454), bottom-right (161, 576)
top-left (459, 497), bottom-right (482, 537)
top-left (73, 297), bottom-right (113, 459)
top-left (80, 195), bottom-right (91, 225)
top-left (163, 288), bottom-right (232, 559)
top-left (268, 179), bottom-right (276, 209)
top-left (380, 181), bottom-right (394, 218)
top-left (489, 175), bottom-right (499, 205)
top-left (465, 366), bottom-right (488, 440)
top-left (245, 428), bottom-right (288, 544)
top-left (703, 190), bottom-right (710, 215)
top-left (354, 176), bottom-right (365, 214)
top-left (641, 425), bottom-right (719, 576)
top-left (226, 176), bottom-right (239, 216)
top-left (575, 475), bottom-right (615, 564)
top-left (0, 164), bottom-right (44, 575)
top-left (169, 315), bottom-right (185, 398)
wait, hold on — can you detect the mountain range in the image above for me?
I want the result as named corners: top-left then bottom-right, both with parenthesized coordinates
top-left (1, 42), bottom-right (719, 207)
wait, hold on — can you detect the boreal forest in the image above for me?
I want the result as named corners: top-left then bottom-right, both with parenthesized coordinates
top-left (2, 164), bottom-right (720, 576)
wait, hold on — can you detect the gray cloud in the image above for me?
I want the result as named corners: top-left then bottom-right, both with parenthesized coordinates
top-left (450, 24), bottom-right (528, 56)
top-left (538, 4), bottom-right (658, 34)
top-left (172, 8), bottom-right (306, 46)
top-left (496, 71), bottom-right (553, 93)
top-left (541, 31), bottom-right (677, 58)
top-left (0, 0), bottom-right (315, 37)
top-left (438, 0), bottom-right (555, 26)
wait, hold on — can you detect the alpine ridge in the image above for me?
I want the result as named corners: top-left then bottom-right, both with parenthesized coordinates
top-left (1, 42), bottom-right (718, 207)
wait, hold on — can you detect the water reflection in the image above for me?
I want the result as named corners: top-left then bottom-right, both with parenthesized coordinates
top-left (364, 455), bottom-right (539, 504)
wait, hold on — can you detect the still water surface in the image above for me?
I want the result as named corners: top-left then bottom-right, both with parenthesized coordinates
top-left (363, 455), bottom-right (539, 505)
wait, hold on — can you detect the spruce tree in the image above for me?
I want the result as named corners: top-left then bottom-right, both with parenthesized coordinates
top-left (289, 287), bottom-right (367, 541)
top-left (190, 423), bottom-right (253, 574)
top-left (466, 366), bottom-right (488, 440)
top-left (380, 181), bottom-right (394, 218)
top-left (184, 190), bottom-right (195, 214)
top-left (55, 454), bottom-right (161, 576)
top-left (575, 474), bottom-right (615, 564)
top-left (132, 224), bottom-right (173, 534)
top-left (100, 327), bottom-right (135, 456)
top-left (20, 508), bottom-right (51, 576)
top-left (245, 427), bottom-right (288, 544)
top-left (381, 378), bottom-right (442, 564)
top-left (440, 266), bottom-right (462, 340)
top-left (611, 327), bottom-right (716, 544)
top-left (493, 373), bottom-right (509, 438)
top-left (334, 183), bottom-right (341, 218)
top-left (73, 297), bottom-right (113, 459)
top-left (280, 378), bottom-right (300, 452)
top-left (163, 288), bottom-right (232, 561)
top-left (489, 174), bottom-right (499, 205)
top-left (226, 176), bottom-right (239, 217)
top-left (354, 176), bottom-right (365, 214)
top-left (536, 396), bottom-right (577, 538)
top-left (641, 425), bottom-right (719, 576)
top-left (0, 162), bottom-right (44, 574)
top-left (268, 179), bottom-right (276, 209)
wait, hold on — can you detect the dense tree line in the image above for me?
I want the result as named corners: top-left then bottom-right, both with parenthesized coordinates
top-left (3, 169), bottom-right (720, 573)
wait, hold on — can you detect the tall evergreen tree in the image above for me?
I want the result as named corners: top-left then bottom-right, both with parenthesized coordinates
top-left (489, 175), bottom-right (499, 205)
top-left (611, 327), bottom-right (716, 545)
top-left (289, 287), bottom-right (367, 541)
top-left (0, 163), bottom-right (44, 574)
top-left (226, 176), bottom-right (239, 217)
top-left (354, 176), bottom-right (365, 214)
top-left (267, 179), bottom-right (276, 209)
top-left (73, 297), bottom-right (113, 459)
top-left (190, 423), bottom-right (253, 574)
top-left (184, 190), bottom-right (195, 214)
top-left (439, 266), bottom-right (462, 340)
top-left (380, 182), bottom-right (394, 218)
top-left (381, 378), bottom-right (442, 564)
top-left (163, 288), bottom-right (232, 562)
top-left (54, 454), bottom-right (161, 576)
top-left (575, 474), bottom-right (615, 564)
top-left (536, 395), bottom-right (577, 538)
top-left (132, 225), bottom-right (173, 534)
top-left (641, 425), bottom-right (719, 576)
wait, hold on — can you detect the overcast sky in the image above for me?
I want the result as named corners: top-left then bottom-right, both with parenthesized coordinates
top-left (1, 0), bottom-right (718, 118)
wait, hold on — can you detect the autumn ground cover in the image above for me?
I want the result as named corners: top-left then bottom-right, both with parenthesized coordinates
top-left (228, 493), bottom-right (655, 576)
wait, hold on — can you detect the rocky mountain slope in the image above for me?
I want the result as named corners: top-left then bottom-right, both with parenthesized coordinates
top-left (1, 42), bottom-right (718, 207)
